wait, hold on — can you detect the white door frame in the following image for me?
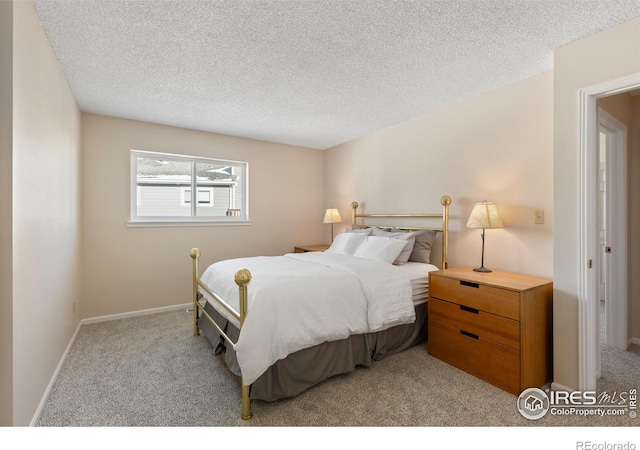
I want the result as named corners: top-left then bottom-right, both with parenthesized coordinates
top-left (578, 73), bottom-right (638, 391)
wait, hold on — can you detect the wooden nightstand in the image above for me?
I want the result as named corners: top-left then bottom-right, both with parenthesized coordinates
top-left (428, 267), bottom-right (553, 395)
top-left (294, 244), bottom-right (330, 253)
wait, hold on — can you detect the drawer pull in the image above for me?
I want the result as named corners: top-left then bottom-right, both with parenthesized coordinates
top-left (460, 280), bottom-right (479, 288)
top-left (460, 305), bottom-right (479, 314)
top-left (460, 330), bottom-right (479, 340)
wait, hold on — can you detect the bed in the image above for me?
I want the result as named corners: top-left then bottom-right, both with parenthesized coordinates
top-left (190, 196), bottom-right (451, 419)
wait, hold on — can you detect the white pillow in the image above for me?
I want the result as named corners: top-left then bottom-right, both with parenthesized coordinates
top-left (326, 232), bottom-right (367, 255)
top-left (353, 236), bottom-right (408, 264)
top-left (346, 227), bottom-right (374, 236)
top-left (371, 229), bottom-right (416, 265)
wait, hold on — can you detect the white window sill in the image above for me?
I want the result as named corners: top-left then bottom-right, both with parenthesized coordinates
top-left (127, 220), bottom-right (251, 228)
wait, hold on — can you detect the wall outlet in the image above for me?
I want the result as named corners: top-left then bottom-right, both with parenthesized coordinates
top-left (534, 210), bottom-right (545, 225)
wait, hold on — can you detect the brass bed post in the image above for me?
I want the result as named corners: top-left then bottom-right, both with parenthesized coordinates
top-left (235, 269), bottom-right (252, 420)
top-left (351, 201), bottom-right (359, 229)
top-left (190, 248), bottom-right (202, 337)
top-left (440, 196), bottom-right (451, 269)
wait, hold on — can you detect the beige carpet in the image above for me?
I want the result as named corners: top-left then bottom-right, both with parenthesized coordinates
top-left (36, 309), bottom-right (638, 430)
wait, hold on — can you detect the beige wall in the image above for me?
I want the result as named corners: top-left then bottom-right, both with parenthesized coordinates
top-left (0, 0), bottom-right (14, 427)
top-left (324, 71), bottom-right (554, 278)
top-left (554, 16), bottom-right (640, 390)
top-left (598, 93), bottom-right (633, 125)
top-left (80, 114), bottom-right (324, 318)
top-left (11, 1), bottom-right (82, 425)
top-left (597, 93), bottom-right (640, 343)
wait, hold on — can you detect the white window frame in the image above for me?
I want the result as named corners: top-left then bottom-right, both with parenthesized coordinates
top-left (180, 187), bottom-right (214, 207)
top-left (129, 150), bottom-right (249, 227)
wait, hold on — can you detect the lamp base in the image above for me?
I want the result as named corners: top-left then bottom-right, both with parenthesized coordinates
top-left (473, 267), bottom-right (492, 273)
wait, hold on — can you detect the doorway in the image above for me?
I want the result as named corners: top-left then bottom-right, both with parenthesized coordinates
top-left (578, 73), bottom-right (639, 391)
top-left (596, 107), bottom-right (628, 378)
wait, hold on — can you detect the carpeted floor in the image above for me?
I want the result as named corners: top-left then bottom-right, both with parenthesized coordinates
top-left (36, 309), bottom-right (639, 428)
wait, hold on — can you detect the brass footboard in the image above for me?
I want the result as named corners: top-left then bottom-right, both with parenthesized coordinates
top-left (190, 248), bottom-right (253, 420)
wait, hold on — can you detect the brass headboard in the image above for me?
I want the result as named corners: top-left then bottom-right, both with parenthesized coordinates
top-left (350, 195), bottom-right (451, 269)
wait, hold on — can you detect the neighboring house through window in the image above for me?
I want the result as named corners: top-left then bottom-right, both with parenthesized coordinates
top-left (129, 150), bottom-right (248, 225)
top-left (180, 187), bottom-right (214, 206)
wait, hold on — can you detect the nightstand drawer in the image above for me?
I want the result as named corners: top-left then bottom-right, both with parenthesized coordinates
top-left (429, 320), bottom-right (520, 395)
top-left (429, 298), bottom-right (520, 349)
top-left (430, 275), bottom-right (520, 320)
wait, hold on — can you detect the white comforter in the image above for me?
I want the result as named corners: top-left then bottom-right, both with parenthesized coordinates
top-left (199, 252), bottom-right (415, 385)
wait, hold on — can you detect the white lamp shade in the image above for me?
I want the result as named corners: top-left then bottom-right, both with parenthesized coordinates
top-left (323, 208), bottom-right (342, 224)
top-left (466, 201), bottom-right (503, 229)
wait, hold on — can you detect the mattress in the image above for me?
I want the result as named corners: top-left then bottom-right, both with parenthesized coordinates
top-left (396, 261), bottom-right (439, 305)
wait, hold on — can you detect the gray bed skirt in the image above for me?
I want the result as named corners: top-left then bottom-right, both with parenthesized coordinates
top-left (198, 301), bottom-right (428, 401)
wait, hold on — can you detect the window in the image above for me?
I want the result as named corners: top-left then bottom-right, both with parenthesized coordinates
top-left (180, 187), bottom-right (214, 206)
top-left (130, 150), bottom-right (249, 225)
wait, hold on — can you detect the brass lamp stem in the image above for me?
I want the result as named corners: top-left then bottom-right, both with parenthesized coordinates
top-left (474, 228), bottom-right (492, 273)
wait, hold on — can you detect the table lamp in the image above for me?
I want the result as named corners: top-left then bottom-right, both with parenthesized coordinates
top-left (466, 201), bottom-right (503, 273)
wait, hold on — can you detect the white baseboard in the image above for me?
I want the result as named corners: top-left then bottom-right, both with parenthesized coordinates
top-left (30, 302), bottom-right (191, 426)
top-left (630, 337), bottom-right (640, 346)
top-left (81, 302), bottom-right (191, 325)
top-left (550, 381), bottom-right (575, 392)
top-left (29, 320), bottom-right (82, 427)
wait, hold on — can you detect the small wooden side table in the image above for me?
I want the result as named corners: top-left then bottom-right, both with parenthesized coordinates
top-left (294, 244), bottom-right (330, 253)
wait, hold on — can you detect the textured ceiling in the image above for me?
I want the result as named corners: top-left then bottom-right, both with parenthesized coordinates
top-left (32, 0), bottom-right (640, 150)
